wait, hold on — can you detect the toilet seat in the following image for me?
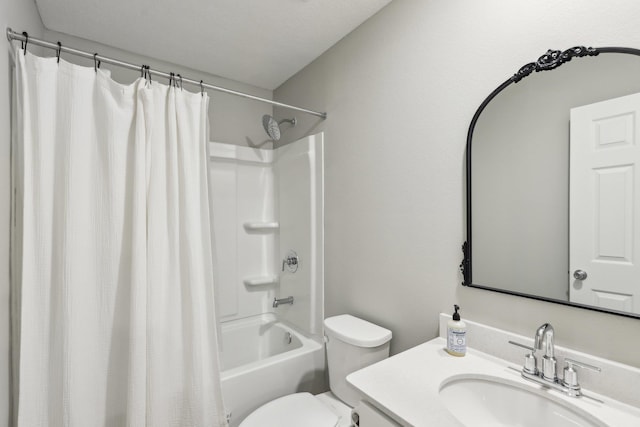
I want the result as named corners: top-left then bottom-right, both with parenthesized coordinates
top-left (239, 392), bottom-right (340, 427)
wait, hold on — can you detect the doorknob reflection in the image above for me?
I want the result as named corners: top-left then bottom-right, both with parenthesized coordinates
top-left (573, 270), bottom-right (588, 280)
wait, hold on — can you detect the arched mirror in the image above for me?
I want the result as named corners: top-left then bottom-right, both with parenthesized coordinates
top-left (463, 46), bottom-right (640, 318)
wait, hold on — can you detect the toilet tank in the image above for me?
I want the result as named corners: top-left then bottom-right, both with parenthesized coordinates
top-left (323, 315), bottom-right (392, 407)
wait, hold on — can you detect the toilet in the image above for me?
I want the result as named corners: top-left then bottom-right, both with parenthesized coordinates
top-left (239, 314), bottom-right (392, 427)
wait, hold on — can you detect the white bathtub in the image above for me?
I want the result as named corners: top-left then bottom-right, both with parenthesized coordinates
top-left (219, 314), bottom-right (326, 427)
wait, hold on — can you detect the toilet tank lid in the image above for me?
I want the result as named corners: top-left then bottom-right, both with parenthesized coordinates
top-left (324, 315), bottom-right (392, 348)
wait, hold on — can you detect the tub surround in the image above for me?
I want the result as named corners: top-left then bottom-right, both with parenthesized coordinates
top-left (346, 315), bottom-right (640, 426)
top-left (209, 134), bottom-right (324, 335)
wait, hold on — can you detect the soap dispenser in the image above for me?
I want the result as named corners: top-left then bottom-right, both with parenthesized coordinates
top-left (446, 305), bottom-right (467, 357)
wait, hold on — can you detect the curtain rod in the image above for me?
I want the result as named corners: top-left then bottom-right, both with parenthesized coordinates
top-left (6, 28), bottom-right (327, 119)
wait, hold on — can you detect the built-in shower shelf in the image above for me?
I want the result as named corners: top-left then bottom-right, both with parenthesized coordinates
top-left (243, 276), bottom-right (279, 286)
top-left (243, 222), bottom-right (280, 232)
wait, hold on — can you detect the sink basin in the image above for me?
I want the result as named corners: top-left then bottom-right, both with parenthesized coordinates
top-left (439, 375), bottom-right (606, 427)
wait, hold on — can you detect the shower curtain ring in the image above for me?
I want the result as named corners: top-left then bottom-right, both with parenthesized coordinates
top-left (21, 31), bottom-right (28, 55)
top-left (93, 53), bottom-right (101, 72)
top-left (177, 74), bottom-right (183, 90)
top-left (141, 65), bottom-right (152, 85)
top-left (56, 42), bottom-right (62, 63)
top-left (169, 72), bottom-right (174, 87)
top-left (200, 80), bottom-right (204, 97)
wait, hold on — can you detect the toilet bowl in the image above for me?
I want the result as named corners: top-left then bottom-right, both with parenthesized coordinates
top-left (239, 314), bottom-right (392, 427)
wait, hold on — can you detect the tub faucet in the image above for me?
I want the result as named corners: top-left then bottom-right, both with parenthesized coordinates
top-left (273, 296), bottom-right (294, 308)
top-left (535, 323), bottom-right (557, 381)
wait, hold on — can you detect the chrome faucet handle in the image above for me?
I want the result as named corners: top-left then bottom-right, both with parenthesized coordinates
top-left (562, 358), bottom-right (601, 394)
top-left (563, 358), bottom-right (601, 372)
top-left (541, 355), bottom-right (558, 382)
top-left (508, 340), bottom-right (534, 351)
top-left (282, 250), bottom-right (299, 273)
top-left (508, 340), bottom-right (538, 375)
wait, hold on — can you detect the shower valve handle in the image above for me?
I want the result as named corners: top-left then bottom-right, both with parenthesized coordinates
top-left (282, 257), bottom-right (298, 270)
top-left (282, 251), bottom-right (299, 273)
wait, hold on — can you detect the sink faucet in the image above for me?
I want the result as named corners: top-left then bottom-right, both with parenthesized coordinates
top-left (534, 323), bottom-right (557, 381)
top-left (509, 323), bottom-right (601, 397)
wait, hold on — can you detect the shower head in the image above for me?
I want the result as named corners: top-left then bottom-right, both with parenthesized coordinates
top-left (262, 115), bottom-right (297, 141)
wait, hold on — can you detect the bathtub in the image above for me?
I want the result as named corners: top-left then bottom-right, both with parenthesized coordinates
top-left (219, 313), bottom-right (326, 427)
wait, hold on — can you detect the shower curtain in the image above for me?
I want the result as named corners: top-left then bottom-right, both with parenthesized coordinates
top-left (12, 49), bottom-right (227, 427)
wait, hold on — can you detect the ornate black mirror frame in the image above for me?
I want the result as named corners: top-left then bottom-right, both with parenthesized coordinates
top-left (462, 45), bottom-right (640, 318)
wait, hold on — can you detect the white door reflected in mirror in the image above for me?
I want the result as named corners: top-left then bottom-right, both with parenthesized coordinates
top-left (569, 92), bottom-right (640, 314)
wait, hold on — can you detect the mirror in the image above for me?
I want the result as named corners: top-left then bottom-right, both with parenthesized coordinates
top-left (463, 46), bottom-right (640, 318)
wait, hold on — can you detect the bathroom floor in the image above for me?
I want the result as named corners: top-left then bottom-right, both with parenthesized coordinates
top-left (316, 392), bottom-right (352, 427)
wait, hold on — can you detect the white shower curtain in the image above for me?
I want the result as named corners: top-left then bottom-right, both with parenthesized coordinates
top-left (13, 49), bottom-right (227, 427)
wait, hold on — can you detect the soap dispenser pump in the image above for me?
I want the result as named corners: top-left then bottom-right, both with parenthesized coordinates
top-left (446, 304), bottom-right (467, 357)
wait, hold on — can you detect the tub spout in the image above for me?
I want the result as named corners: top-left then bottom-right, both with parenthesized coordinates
top-left (273, 296), bottom-right (294, 308)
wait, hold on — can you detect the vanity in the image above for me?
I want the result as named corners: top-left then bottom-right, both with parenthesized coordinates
top-left (347, 314), bottom-right (640, 427)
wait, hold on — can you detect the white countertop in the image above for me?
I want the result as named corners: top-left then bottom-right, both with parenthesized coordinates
top-left (346, 337), bottom-right (640, 427)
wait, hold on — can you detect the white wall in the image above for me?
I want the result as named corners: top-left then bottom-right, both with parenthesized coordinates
top-left (274, 0), bottom-right (640, 367)
top-left (0, 2), bottom-right (45, 425)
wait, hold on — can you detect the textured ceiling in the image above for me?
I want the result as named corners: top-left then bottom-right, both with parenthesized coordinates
top-left (35, 0), bottom-right (391, 89)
